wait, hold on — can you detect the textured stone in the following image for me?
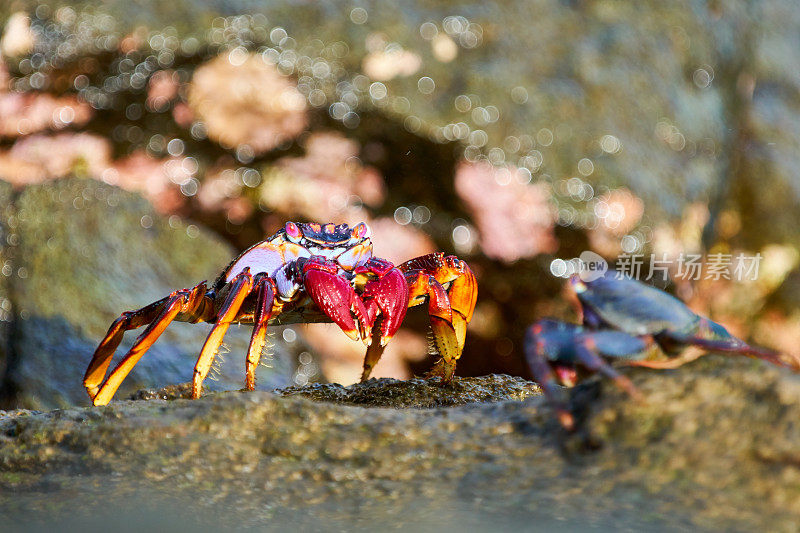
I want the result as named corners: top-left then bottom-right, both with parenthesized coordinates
top-left (1, 364), bottom-right (798, 530)
top-left (0, 178), bottom-right (293, 409)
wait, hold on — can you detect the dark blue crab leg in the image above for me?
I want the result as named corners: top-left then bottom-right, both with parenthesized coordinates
top-left (574, 339), bottom-right (644, 401)
top-left (192, 269), bottom-right (254, 399)
top-left (523, 328), bottom-right (575, 431)
top-left (245, 274), bottom-right (276, 391)
top-left (662, 323), bottom-right (800, 371)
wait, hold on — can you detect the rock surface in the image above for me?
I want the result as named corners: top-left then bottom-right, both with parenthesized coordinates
top-left (279, 373), bottom-right (540, 407)
top-left (1, 362), bottom-right (799, 531)
top-left (0, 178), bottom-right (293, 410)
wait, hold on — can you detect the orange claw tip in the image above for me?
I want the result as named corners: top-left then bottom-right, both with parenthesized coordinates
top-left (342, 328), bottom-right (360, 341)
top-left (379, 334), bottom-right (394, 347)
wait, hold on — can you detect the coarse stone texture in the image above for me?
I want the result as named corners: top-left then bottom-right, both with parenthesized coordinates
top-left (1, 362), bottom-right (799, 531)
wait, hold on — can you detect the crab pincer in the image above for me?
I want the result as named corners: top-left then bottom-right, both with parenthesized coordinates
top-left (300, 256), bottom-right (369, 341)
top-left (350, 258), bottom-right (410, 381)
top-left (355, 258), bottom-right (409, 347)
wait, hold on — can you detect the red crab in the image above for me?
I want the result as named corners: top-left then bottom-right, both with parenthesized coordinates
top-left (84, 221), bottom-right (477, 406)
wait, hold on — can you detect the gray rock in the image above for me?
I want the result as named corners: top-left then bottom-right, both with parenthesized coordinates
top-left (278, 373), bottom-right (541, 407)
top-left (0, 365), bottom-right (798, 530)
top-left (0, 181), bottom-right (14, 392)
top-left (0, 178), bottom-right (293, 409)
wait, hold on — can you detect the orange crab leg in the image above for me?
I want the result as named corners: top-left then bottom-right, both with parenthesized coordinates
top-left (192, 269), bottom-right (254, 399)
top-left (245, 274), bottom-right (276, 391)
top-left (399, 253), bottom-right (478, 383)
top-left (404, 270), bottom-right (460, 381)
top-left (84, 297), bottom-right (169, 400)
top-left (443, 258), bottom-right (477, 349)
top-left (85, 282), bottom-right (209, 405)
top-left (89, 286), bottom-right (206, 406)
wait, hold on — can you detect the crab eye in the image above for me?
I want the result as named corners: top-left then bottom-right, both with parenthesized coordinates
top-left (351, 222), bottom-right (370, 240)
top-left (285, 222), bottom-right (302, 242)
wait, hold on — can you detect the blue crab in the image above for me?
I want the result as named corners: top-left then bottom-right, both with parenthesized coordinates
top-left (525, 271), bottom-right (796, 429)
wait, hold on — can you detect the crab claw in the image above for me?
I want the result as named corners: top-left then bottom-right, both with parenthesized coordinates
top-left (360, 264), bottom-right (409, 347)
top-left (302, 257), bottom-right (368, 341)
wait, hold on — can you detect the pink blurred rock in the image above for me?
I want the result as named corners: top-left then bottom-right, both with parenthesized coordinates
top-left (587, 188), bottom-right (646, 256)
top-left (0, 61), bottom-right (9, 93)
top-left (0, 92), bottom-right (93, 137)
top-left (362, 48), bottom-right (422, 81)
top-left (1, 13), bottom-right (35, 58)
top-left (188, 52), bottom-right (308, 154)
top-left (171, 102), bottom-right (194, 128)
top-left (102, 151), bottom-right (185, 213)
top-left (454, 161), bottom-right (557, 262)
top-left (593, 188), bottom-right (644, 236)
top-left (147, 70), bottom-right (179, 112)
top-left (259, 131), bottom-right (385, 222)
top-left (119, 31), bottom-right (145, 55)
top-left (197, 167), bottom-right (241, 212)
top-left (0, 133), bottom-right (110, 186)
top-left (224, 196), bottom-right (254, 224)
top-left (369, 216), bottom-right (435, 265)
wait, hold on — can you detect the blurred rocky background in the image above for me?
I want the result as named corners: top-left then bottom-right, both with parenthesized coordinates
top-left (0, 0), bottom-right (799, 407)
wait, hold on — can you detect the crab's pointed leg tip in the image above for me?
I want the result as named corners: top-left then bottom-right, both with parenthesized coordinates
top-left (380, 335), bottom-right (393, 347)
top-left (342, 328), bottom-right (360, 342)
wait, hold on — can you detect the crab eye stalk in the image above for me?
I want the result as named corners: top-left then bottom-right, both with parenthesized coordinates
top-left (285, 221), bottom-right (302, 242)
top-left (351, 222), bottom-right (370, 240)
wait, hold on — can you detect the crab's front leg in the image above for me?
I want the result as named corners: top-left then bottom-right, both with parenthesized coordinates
top-left (399, 253), bottom-right (478, 383)
top-left (351, 258), bottom-right (410, 381)
top-left (523, 324), bottom-right (576, 430)
top-left (525, 321), bottom-right (647, 430)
